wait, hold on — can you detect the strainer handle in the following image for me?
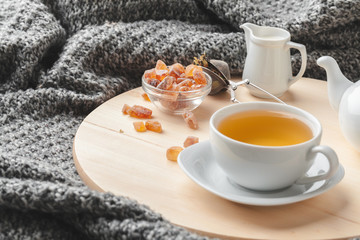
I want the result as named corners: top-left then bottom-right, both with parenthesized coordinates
top-left (229, 79), bottom-right (286, 104)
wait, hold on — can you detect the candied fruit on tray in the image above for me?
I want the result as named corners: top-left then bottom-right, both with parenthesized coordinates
top-left (142, 93), bottom-right (151, 102)
top-left (128, 105), bottom-right (152, 119)
top-left (182, 110), bottom-right (198, 129)
top-left (122, 104), bottom-right (131, 114)
top-left (133, 121), bottom-right (146, 132)
top-left (145, 120), bottom-right (162, 133)
top-left (184, 136), bottom-right (199, 147)
top-left (166, 146), bottom-right (183, 162)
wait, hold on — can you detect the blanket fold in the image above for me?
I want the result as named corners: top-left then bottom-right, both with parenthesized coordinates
top-left (1, 0), bottom-right (359, 239)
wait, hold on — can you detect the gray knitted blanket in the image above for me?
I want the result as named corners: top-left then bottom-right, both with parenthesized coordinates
top-left (1, 0), bottom-right (359, 239)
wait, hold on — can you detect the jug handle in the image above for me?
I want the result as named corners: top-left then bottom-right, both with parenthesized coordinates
top-left (287, 41), bottom-right (307, 85)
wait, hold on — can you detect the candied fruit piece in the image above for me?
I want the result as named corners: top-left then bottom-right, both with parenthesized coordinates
top-left (159, 76), bottom-right (179, 103)
top-left (176, 100), bottom-right (189, 110)
top-left (142, 93), bottom-right (151, 102)
top-left (122, 104), bottom-right (131, 114)
top-left (155, 60), bottom-right (168, 70)
top-left (163, 91), bottom-right (179, 101)
top-left (177, 78), bottom-right (194, 88)
top-left (166, 146), bottom-right (183, 162)
top-left (185, 64), bottom-right (196, 77)
top-left (184, 136), bottom-right (199, 148)
top-left (193, 68), bottom-right (207, 85)
top-left (157, 76), bottom-right (175, 90)
top-left (191, 84), bottom-right (205, 90)
top-left (128, 105), bottom-right (152, 119)
top-left (160, 99), bottom-right (179, 111)
top-left (145, 120), bottom-right (162, 133)
top-left (155, 60), bottom-right (169, 80)
top-left (159, 87), bottom-right (179, 110)
top-left (175, 77), bottom-right (186, 84)
top-left (182, 110), bottom-right (198, 129)
top-left (146, 78), bottom-right (160, 87)
top-left (185, 64), bottom-right (201, 77)
top-left (179, 86), bottom-right (191, 91)
top-left (168, 82), bottom-right (178, 91)
top-left (156, 69), bottom-right (169, 81)
top-left (169, 63), bottom-right (185, 78)
top-left (133, 121), bottom-right (147, 132)
top-left (144, 69), bottom-right (156, 80)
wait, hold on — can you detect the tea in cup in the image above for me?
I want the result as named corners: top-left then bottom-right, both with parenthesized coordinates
top-left (209, 102), bottom-right (339, 191)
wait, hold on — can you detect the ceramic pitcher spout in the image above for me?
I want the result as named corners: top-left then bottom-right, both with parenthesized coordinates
top-left (317, 56), bottom-right (353, 112)
top-left (240, 23), bottom-right (258, 51)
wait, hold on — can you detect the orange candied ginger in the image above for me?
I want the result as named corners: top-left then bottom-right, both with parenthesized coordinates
top-left (182, 110), bottom-right (198, 129)
top-left (185, 64), bottom-right (202, 78)
top-left (122, 104), bottom-right (131, 114)
top-left (156, 59), bottom-right (168, 70)
top-left (147, 78), bottom-right (161, 87)
top-left (144, 69), bottom-right (156, 79)
top-left (192, 68), bottom-right (207, 85)
top-left (155, 60), bottom-right (169, 81)
top-left (142, 93), bottom-right (151, 102)
top-left (126, 105), bottom-right (152, 119)
top-left (143, 61), bottom-right (207, 92)
top-left (166, 146), bottom-right (183, 162)
top-left (169, 63), bottom-right (185, 78)
top-left (157, 76), bottom-right (175, 90)
top-left (176, 78), bottom-right (194, 88)
top-left (145, 120), bottom-right (162, 133)
top-left (183, 136), bottom-right (199, 147)
top-left (133, 121), bottom-right (147, 132)
top-left (159, 95), bottom-right (179, 111)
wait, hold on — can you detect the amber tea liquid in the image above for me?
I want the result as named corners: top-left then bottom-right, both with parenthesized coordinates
top-left (217, 110), bottom-right (313, 146)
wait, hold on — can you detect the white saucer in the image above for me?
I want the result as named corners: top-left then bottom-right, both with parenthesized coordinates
top-left (178, 140), bottom-right (345, 206)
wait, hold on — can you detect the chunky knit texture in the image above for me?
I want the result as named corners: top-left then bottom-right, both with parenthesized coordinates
top-left (0, 0), bottom-right (359, 239)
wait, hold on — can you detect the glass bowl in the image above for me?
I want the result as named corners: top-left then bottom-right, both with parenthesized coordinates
top-left (142, 72), bottom-right (212, 115)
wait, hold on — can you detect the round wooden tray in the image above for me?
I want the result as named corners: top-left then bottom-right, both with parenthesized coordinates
top-left (73, 78), bottom-right (360, 240)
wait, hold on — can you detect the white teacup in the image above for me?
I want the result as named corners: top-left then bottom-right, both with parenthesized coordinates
top-left (209, 102), bottom-right (339, 191)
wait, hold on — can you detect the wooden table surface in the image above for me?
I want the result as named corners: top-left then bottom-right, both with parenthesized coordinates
top-left (73, 77), bottom-right (360, 240)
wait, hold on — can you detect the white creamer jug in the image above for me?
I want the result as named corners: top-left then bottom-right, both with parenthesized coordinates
top-left (241, 23), bottom-right (307, 98)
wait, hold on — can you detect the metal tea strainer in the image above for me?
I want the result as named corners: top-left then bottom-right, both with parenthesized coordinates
top-left (194, 56), bottom-right (286, 104)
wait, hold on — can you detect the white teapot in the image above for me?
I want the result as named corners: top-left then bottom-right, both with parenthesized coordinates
top-left (317, 56), bottom-right (360, 152)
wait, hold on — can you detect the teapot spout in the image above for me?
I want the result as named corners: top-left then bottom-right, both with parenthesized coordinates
top-left (317, 56), bottom-right (353, 112)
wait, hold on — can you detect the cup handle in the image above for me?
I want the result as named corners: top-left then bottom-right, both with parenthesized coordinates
top-left (295, 145), bottom-right (339, 185)
top-left (286, 41), bottom-right (307, 86)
